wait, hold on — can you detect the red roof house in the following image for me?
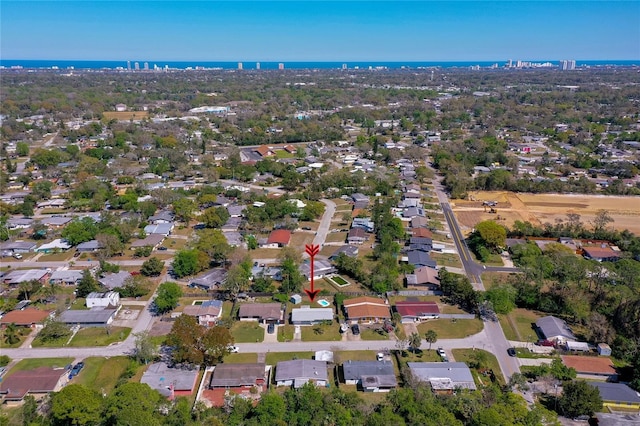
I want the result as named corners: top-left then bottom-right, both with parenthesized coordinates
top-left (0, 308), bottom-right (53, 327)
top-left (263, 230), bottom-right (291, 248)
top-left (395, 301), bottom-right (440, 323)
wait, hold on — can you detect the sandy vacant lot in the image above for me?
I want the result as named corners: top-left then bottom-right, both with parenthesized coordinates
top-left (452, 191), bottom-right (640, 235)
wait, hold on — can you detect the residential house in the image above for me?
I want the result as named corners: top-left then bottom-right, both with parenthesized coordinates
top-left (535, 316), bottom-right (577, 344)
top-left (221, 217), bottom-right (242, 232)
top-left (99, 271), bottom-right (131, 290)
top-left (254, 145), bottom-right (275, 158)
top-left (2, 269), bottom-right (50, 287)
top-left (227, 205), bottom-right (246, 218)
top-left (291, 306), bottom-right (334, 325)
top-left (144, 223), bottom-right (174, 236)
top-left (329, 245), bottom-right (359, 260)
top-left (0, 241), bottom-right (37, 254)
top-left (588, 382), bottom-right (640, 412)
top-left (0, 367), bottom-right (69, 403)
top-left (148, 211), bottom-right (174, 224)
top-left (405, 266), bottom-right (440, 288)
top-left (403, 207), bottom-right (426, 219)
top-left (189, 268), bottom-right (227, 291)
top-left (0, 308), bottom-right (52, 328)
top-left (141, 362), bottom-right (200, 399)
top-left (238, 303), bottom-right (284, 324)
top-left (300, 259), bottom-right (336, 280)
top-left (411, 216), bottom-right (429, 228)
top-left (76, 240), bottom-right (104, 253)
top-left (49, 270), bottom-right (83, 285)
top-left (130, 234), bottom-right (165, 249)
top-left (583, 246), bottom-right (622, 262)
top-left (342, 360), bottom-right (397, 392)
top-left (58, 308), bottom-right (118, 327)
top-left (210, 363), bottom-right (269, 390)
top-left (408, 362), bottom-right (477, 393)
top-left (182, 300), bottom-right (223, 327)
top-left (35, 239), bottom-right (72, 253)
top-left (347, 227), bottom-right (368, 245)
top-left (40, 217), bottom-right (72, 229)
top-left (406, 250), bottom-right (437, 268)
top-left (562, 355), bottom-right (618, 381)
top-left (351, 193), bottom-right (370, 206)
top-left (395, 301), bottom-right (440, 323)
top-left (352, 218), bottom-right (375, 233)
top-left (343, 297), bottom-right (391, 324)
top-left (223, 231), bottom-right (243, 247)
top-left (86, 291), bottom-right (120, 309)
top-left (260, 230), bottom-right (291, 248)
top-left (275, 360), bottom-right (328, 388)
top-left (411, 228), bottom-right (433, 239)
top-left (6, 218), bottom-right (33, 230)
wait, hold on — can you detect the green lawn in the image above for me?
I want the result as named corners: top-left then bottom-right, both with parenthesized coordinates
top-left (452, 349), bottom-right (505, 385)
top-left (360, 327), bottom-right (389, 341)
top-left (38, 251), bottom-right (75, 262)
top-left (416, 319), bottom-right (484, 339)
top-left (74, 356), bottom-right (131, 394)
top-left (498, 308), bottom-right (544, 342)
top-left (8, 358), bottom-right (74, 375)
top-left (277, 324), bottom-right (295, 342)
top-left (430, 252), bottom-right (463, 268)
top-left (334, 351), bottom-right (380, 363)
top-left (324, 232), bottom-right (348, 243)
top-left (0, 327), bottom-right (33, 348)
top-left (68, 327), bottom-right (131, 347)
top-left (231, 322), bottom-right (264, 343)
top-left (225, 353), bottom-right (259, 364)
top-left (395, 349), bottom-right (441, 367)
top-left (70, 298), bottom-right (89, 310)
top-left (301, 324), bottom-right (341, 341)
top-left (265, 352), bottom-right (314, 365)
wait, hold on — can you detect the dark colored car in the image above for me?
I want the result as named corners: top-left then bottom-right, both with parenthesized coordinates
top-left (267, 323), bottom-right (275, 334)
top-left (507, 347), bottom-right (517, 357)
top-left (158, 246), bottom-right (168, 251)
top-left (537, 340), bottom-right (554, 347)
top-left (351, 324), bottom-right (360, 335)
top-left (68, 362), bottom-right (85, 379)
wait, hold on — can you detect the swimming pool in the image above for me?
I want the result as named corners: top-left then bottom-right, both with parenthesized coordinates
top-left (317, 299), bottom-right (330, 307)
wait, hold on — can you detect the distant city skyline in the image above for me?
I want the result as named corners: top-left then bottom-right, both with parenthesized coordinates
top-left (1, 1), bottom-right (639, 61)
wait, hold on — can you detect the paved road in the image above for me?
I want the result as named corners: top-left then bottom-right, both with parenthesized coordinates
top-left (2, 259), bottom-right (148, 269)
top-left (312, 199), bottom-right (336, 249)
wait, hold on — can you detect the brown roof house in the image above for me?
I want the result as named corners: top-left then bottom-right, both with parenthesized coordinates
top-left (562, 355), bottom-right (618, 381)
top-left (405, 266), bottom-right (440, 288)
top-left (182, 300), bottom-right (223, 327)
top-left (582, 246), bottom-right (622, 262)
top-left (0, 367), bottom-right (68, 403)
top-left (0, 308), bottom-right (53, 328)
top-left (395, 301), bottom-right (440, 323)
top-left (260, 230), bottom-right (291, 248)
top-left (203, 363), bottom-right (270, 407)
top-left (238, 303), bottom-right (284, 324)
top-left (343, 296), bottom-right (391, 324)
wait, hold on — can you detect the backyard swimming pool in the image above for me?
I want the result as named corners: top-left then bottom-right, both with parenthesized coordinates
top-left (317, 299), bottom-right (330, 307)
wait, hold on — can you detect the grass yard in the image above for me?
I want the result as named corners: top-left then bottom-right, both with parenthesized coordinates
top-left (360, 327), bottom-right (389, 341)
top-left (481, 272), bottom-right (515, 290)
top-left (225, 353), bottom-right (259, 364)
top-left (498, 308), bottom-right (544, 342)
top-left (277, 324), bottom-right (295, 342)
top-left (75, 356), bottom-right (131, 394)
top-left (0, 327), bottom-right (33, 348)
top-left (265, 352), bottom-right (314, 365)
top-left (417, 318), bottom-right (484, 339)
top-left (69, 327), bottom-right (131, 347)
top-left (395, 349), bottom-right (441, 368)
top-left (290, 232), bottom-right (315, 248)
top-left (452, 349), bottom-right (505, 385)
top-left (301, 324), bottom-right (341, 341)
top-left (324, 232), bottom-right (348, 244)
top-left (231, 322), bottom-right (264, 343)
top-left (8, 358), bottom-right (74, 374)
top-left (38, 251), bottom-right (75, 262)
top-left (430, 252), bottom-right (463, 268)
top-left (334, 350), bottom-right (380, 363)
top-left (70, 298), bottom-right (89, 310)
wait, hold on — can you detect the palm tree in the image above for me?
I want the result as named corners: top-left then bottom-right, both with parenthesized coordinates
top-left (409, 332), bottom-right (422, 353)
top-left (3, 323), bottom-right (21, 345)
top-left (425, 329), bottom-right (438, 350)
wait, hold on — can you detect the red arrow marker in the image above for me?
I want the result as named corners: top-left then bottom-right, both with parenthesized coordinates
top-left (303, 244), bottom-right (320, 302)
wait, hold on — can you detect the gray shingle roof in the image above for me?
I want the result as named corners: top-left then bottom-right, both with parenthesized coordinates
top-left (408, 362), bottom-right (477, 390)
top-left (210, 364), bottom-right (266, 388)
top-left (588, 382), bottom-right (640, 404)
top-left (58, 309), bottom-right (117, 324)
top-left (536, 316), bottom-right (577, 341)
top-left (342, 360), bottom-right (397, 387)
top-left (275, 360), bottom-right (327, 383)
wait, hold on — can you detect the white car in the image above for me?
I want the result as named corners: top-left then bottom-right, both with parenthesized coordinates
top-left (13, 253), bottom-right (23, 259)
top-left (436, 348), bottom-right (446, 357)
top-left (228, 345), bottom-right (239, 353)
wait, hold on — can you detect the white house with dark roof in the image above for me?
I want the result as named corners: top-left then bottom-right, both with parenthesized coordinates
top-left (408, 362), bottom-right (476, 393)
top-left (291, 306), bottom-right (334, 325)
top-left (98, 271), bottom-right (131, 290)
top-left (49, 270), bottom-right (83, 285)
top-left (342, 360), bottom-right (397, 392)
top-left (275, 359), bottom-right (328, 388)
top-left (535, 316), bottom-right (577, 344)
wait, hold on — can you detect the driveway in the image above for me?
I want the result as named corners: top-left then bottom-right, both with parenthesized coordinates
top-left (403, 322), bottom-right (419, 336)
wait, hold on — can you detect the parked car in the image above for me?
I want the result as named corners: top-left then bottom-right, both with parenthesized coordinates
top-left (340, 323), bottom-right (349, 333)
top-left (267, 323), bottom-right (275, 334)
top-left (507, 347), bottom-right (517, 357)
top-left (437, 348), bottom-right (447, 358)
top-left (12, 253), bottom-right (22, 259)
top-left (351, 324), bottom-right (360, 335)
top-left (537, 340), bottom-right (554, 347)
top-left (158, 246), bottom-right (168, 251)
top-left (227, 345), bottom-right (239, 353)
top-left (68, 362), bottom-right (85, 379)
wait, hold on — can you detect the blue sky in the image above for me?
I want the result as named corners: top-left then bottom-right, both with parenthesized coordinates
top-left (1, 1), bottom-right (639, 61)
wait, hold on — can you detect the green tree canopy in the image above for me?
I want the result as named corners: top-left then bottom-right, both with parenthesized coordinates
top-left (559, 380), bottom-right (602, 418)
top-left (154, 281), bottom-right (182, 314)
top-left (50, 384), bottom-right (103, 426)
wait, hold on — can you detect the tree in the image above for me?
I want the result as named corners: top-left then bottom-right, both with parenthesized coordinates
top-left (280, 257), bottom-right (304, 294)
top-left (172, 249), bottom-right (203, 278)
top-left (62, 217), bottom-right (98, 246)
top-left (2, 323), bottom-right (20, 345)
top-left (559, 380), bottom-right (602, 418)
top-left (132, 331), bottom-right (158, 364)
top-left (50, 384), bottom-right (103, 426)
top-left (96, 233), bottom-right (124, 258)
top-left (104, 382), bottom-right (162, 426)
top-left (193, 229), bottom-right (231, 264)
top-left (141, 257), bottom-right (164, 277)
top-left (76, 269), bottom-right (100, 297)
top-left (222, 260), bottom-right (252, 299)
top-left (166, 315), bottom-right (233, 366)
top-left (37, 320), bottom-right (72, 343)
top-left (409, 332), bottom-right (422, 353)
top-left (154, 282), bottom-right (182, 314)
top-left (16, 141), bottom-right (29, 156)
top-left (484, 284), bottom-right (516, 314)
top-left (474, 220), bottom-right (507, 253)
top-left (425, 329), bottom-right (438, 350)
top-left (117, 275), bottom-right (151, 298)
top-left (591, 209), bottom-right (614, 238)
top-left (172, 198), bottom-right (196, 223)
top-left (201, 206), bottom-right (230, 229)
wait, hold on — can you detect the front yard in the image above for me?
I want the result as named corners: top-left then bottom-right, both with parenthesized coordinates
top-left (300, 323), bottom-right (342, 341)
top-left (231, 321), bottom-right (264, 343)
top-left (416, 318), bottom-right (484, 339)
top-left (498, 308), bottom-right (545, 342)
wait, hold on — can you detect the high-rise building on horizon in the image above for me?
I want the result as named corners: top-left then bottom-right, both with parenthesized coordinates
top-left (143, 62), bottom-right (149, 71)
top-left (560, 59), bottom-right (576, 70)
top-left (342, 63), bottom-right (347, 70)
top-left (278, 63), bottom-right (284, 70)
top-left (256, 62), bottom-right (260, 70)
top-left (238, 62), bottom-right (243, 70)
top-left (134, 62), bottom-right (140, 71)
top-left (127, 61), bottom-right (131, 71)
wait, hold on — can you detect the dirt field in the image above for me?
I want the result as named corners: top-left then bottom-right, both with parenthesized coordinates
top-left (452, 191), bottom-right (640, 234)
top-left (102, 111), bottom-right (149, 120)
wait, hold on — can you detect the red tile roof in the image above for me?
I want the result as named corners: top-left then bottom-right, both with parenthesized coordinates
top-left (561, 355), bottom-right (617, 375)
top-left (255, 145), bottom-right (274, 157)
top-left (267, 230), bottom-right (291, 246)
top-left (0, 367), bottom-right (66, 400)
top-left (395, 301), bottom-right (440, 317)
top-left (0, 308), bottom-right (52, 326)
top-left (583, 246), bottom-right (621, 260)
top-left (411, 228), bottom-right (433, 238)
